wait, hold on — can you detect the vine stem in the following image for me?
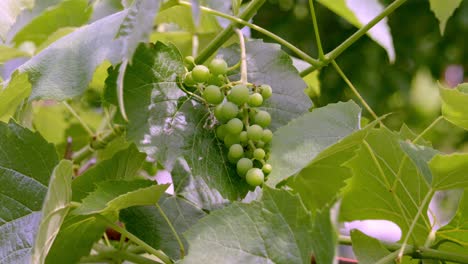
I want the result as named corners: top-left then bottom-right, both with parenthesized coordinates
top-left (63, 101), bottom-right (94, 137)
top-left (178, 0), bottom-right (322, 68)
top-left (308, 0), bottom-right (325, 59)
top-left (331, 60), bottom-right (381, 123)
top-left (155, 203), bottom-right (185, 257)
top-left (236, 29), bottom-right (248, 84)
top-left (95, 214), bottom-right (173, 264)
top-left (397, 189), bottom-right (434, 262)
top-left (300, 0), bottom-right (408, 76)
top-left (72, 125), bottom-right (124, 163)
top-left (413, 116), bottom-right (444, 143)
top-left (338, 235), bottom-right (468, 263)
top-left (117, 59), bottom-right (129, 122)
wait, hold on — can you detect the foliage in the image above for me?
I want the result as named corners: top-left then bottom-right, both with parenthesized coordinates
top-left (0, 0), bottom-right (467, 264)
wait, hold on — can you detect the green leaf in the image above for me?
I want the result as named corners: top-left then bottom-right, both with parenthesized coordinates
top-left (317, 0), bottom-right (395, 62)
top-left (105, 42), bottom-right (251, 202)
top-left (341, 127), bottom-right (432, 245)
top-left (35, 27), bottom-right (76, 53)
top-left (351, 229), bottom-right (391, 264)
top-left (439, 83), bottom-right (468, 130)
top-left (182, 187), bottom-right (313, 264)
top-left (436, 189), bottom-right (468, 249)
top-left (310, 208), bottom-right (337, 264)
top-left (72, 144), bottom-right (146, 201)
top-left (429, 153), bottom-right (468, 190)
top-left (399, 141), bottom-right (439, 185)
top-left (0, 121), bottom-right (58, 263)
top-left (73, 180), bottom-right (168, 215)
top-left (267, 101), bottom-right (361, 186)
top-left (31, 160), bottom-right (73, 264)
top-left (156, 5), bottom-right (221, 33)
top-left (429, 0), bottom-right (462, 34)
top-left (116, 0), bottom-right (161, 59)
top-left (0, 0), bottom-right (34, 41)
top-left (221, 39), bottom-right (311, 130)
top-left (12, 0), bottom-right (92, 46)
top-left (120, 195), bottom-right (207, 260)
top-left (0, 45), bottom-right (29, 63)
top-left (45, 214), bottom-right (111, 264)
top-left (19, 9), bottom-right (129, 100)
top-left (0, 71), bottom-right (31, 122)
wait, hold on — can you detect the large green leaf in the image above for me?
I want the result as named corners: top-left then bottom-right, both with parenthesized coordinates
top-left (429, 0), bottom-right (462, 34)
top-left (155, 5), bottom-right (221, 33)
top-left (120, 195), bottom-right (207, 260)
top-left (12, 0), bottom-right (92, 46)
top-left (31, 160), bottom-right (73, 264)
top-left (429, 153), bottom-right (468, 190)
top-left (104, 42), bottom-right (251, 202)
top-left (267, 101), bottom-right (361, 186)
top-left (317, 0), bottom-right (395, 62)
top-left (310, 208), bottom-right (337, 264)
top-left (399, 141), bottom-right (439, 185)
top-left (220, 39), bottom-right (311, 130)
top-left (436, 189), bottom-right (468, 249)
top-left (182, 187), bottom-right (313, 264)
top-left (0, 121), bottom-right (58, 263)
top-left (351, 229), bottom-right (392, 264)
top-left (340, 127), bottom-right (432, 245)
top-left (0, 71), bottom-right (31, 122)
top-left (73, 180), bottom-right (168, 215)
top-left (0, 45), bottom-right (29, 63)
top-left (439, 83), bottom-right (468, 130)
top-left (72, 144), bottom-right (146, 201)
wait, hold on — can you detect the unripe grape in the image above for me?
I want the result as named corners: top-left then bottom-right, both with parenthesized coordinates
top-left (254, 110), bottom-right (271, 127)
top-left (237, 158), bottom-right (253, 177)
top-left (253, 148), bottom-right (265, 160)
top-left (228, 85), bottom-right (250, 105)
top-left (224, 133), bottom-right (240, 147)
top-left (226, 118), bottom-right (243, 134)
top-left (209, 58), bottom-right (228, 75)
top-left (262, 163), bottom-right (272, 174)
top-left (228, 144), bottom-right (244, 160)
top-left (260, 84), bottom-right (272, 99)
top-left (248, 93), bottom-right (263, 107)
top-left (239, 131), bottom-right (248, 144)
top-left (192, 65), bottom-right (210, 83)
top-left (216, 125), bottom-right (227, 140)
top-left (256, 141), bottom-right (265, 148)
top-left (220, 102), bottom-right (239, 121)
top-left (184, 72), bottom-right (196, 86)
top-left (262, 129), bottom-right (273, 143)
top-left (246, 168), bottom-right (264, 186)
top-left (247, 125), bottom-right (263, 141)
top-left (184, 56), bottom-right (195, 70)
top-left (203, 85), bottom-right (224, 104)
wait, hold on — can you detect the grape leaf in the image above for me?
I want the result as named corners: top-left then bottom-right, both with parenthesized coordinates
top-left (120, 194), bottom-right (207, 260)
top-left (351, 229), bottom-right (391, 264)
top-left (156, 5), bottom-right (221, 33)
top-left (0, 0), bottom-right (34, 41)
top-left (31, 160), bottom-right (73, 264)
top-left (439, 83), bottom-right (468, 130)
top-left (429, 0), bottom-right (462, 34)
top-left (182, 187), bottom-right (313, 264)
top-left (73, 180), bottom-right (169, 215)
top-left (220, 39), bottom-right (311, 130)
top-left (399, 141), bottom-right (439, 185)
top-left (72, 144), bottom-right (146, 201)
top-left (341, 127), bottom-right (432, 245)
top-left (0, 121), bottom-right (58, 263)
top-left (0, 71), bottom-right (31, 122)
top-left (317, 0), bottom-right (395, 62)
top-left (0, 45), bottom-right (29, 63)
top-left (436, 189), bottom-right (468, 249)
top-left (310, 208), bottom-right (337, 264)
top-left (12, 0), bottom-right (92, 46)
top-left (429, 153), bottom-right (468, 190)
top-left (104, 42), bottom-right (251, 202)
top-left (267, 101), bottom-right (361, 187)
top-left (45, 214), bottom-right (111, 264)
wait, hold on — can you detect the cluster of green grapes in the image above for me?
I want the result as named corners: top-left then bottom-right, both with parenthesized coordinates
top-left (182, 56), bottom-right (274, 187)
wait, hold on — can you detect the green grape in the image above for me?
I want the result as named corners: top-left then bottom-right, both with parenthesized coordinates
top-left (209, 58), bottom-right (228, 75)
top-left (239, 131), bottom-right (248, 144)
top-left (262, 129), bottom-right (273, 143)
top-left (227, 84), bottom-right (250, 105)
top-left (224, 133), bottom-right (240, 147)
top-left (236, 158), bottom-right (253, 177)
top-left (260, 84), bottom-right (272, 99)
top-left (247, 125), bottom-right (263, 141)
top-left (216, 125), bottom-right (227, 140)
top-left (220, 102), bottom-right (239, 120)
top-left (253, 148), bottom-right (265, 160)
top-left (203, 85), bottom-right (224, 104)
top-left (248, 93), bottom-right (263, 107)
top-left (256, 141), bottom-right (265, 148)
top-left (184, 72), bottom-right (196, 86)
top-left (192, 65), bottom-right (210, 83)
top-left (262, 163), bottom-right (272, 174)
top-left (207, 74), bottom-right (225, 86)
top-left (228, 144), bottom-right (244, 160)
top-left (226, 118), bottom-right (243, 134)
top-left (245, 168), bottom-right (264, 186)
top-left (184, 56), bottom-right (195, 70)
top-left (254, 110), bottom-right (271, 127)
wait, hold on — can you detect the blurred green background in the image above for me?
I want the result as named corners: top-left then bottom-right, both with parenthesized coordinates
top-left (252, 0), bottom-right (468, 152)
